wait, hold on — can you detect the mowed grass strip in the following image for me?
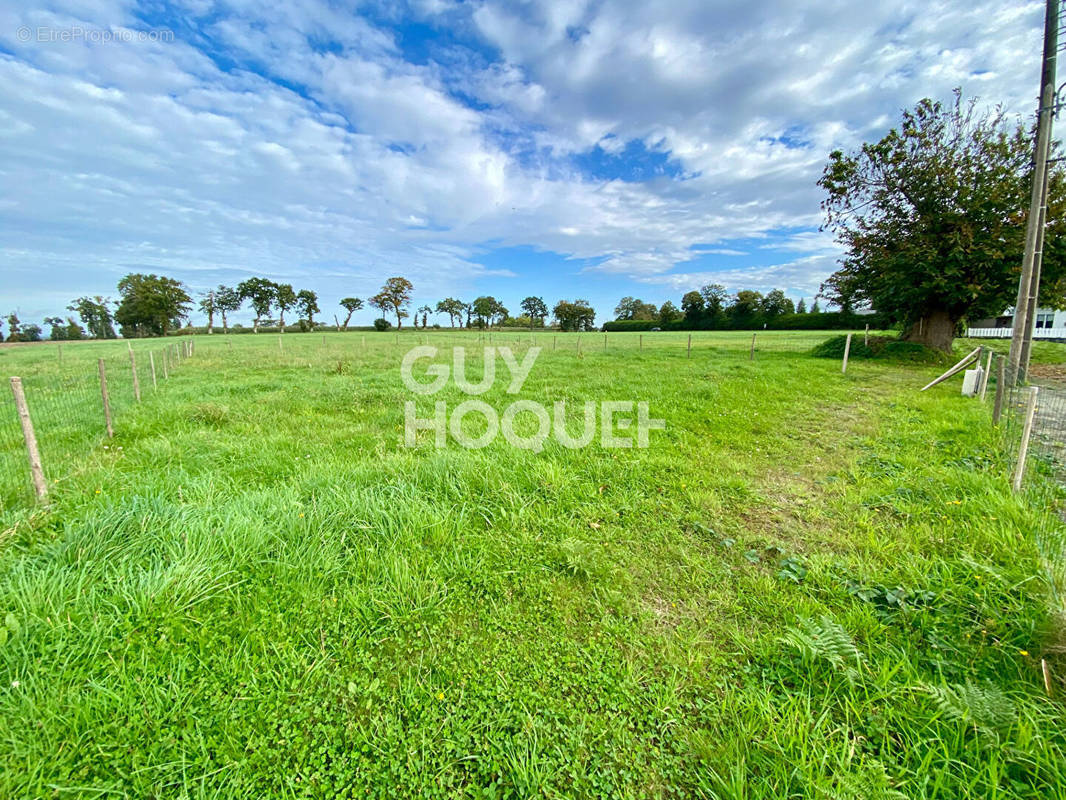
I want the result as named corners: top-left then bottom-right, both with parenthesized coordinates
top-left (0, 331), bottom-right (1064, 798)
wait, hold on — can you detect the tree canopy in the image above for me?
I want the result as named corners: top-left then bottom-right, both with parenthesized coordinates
top-left (435, 297), bottom-right (465, 327)
top-left (553, 299), bottom-right (596, 331)
top-left (369, 277), bottom-right (413, 329)
top-left (67, 296), bottom-right (116, 339)
top-left (520, 296), bottom-right (548, 328)
top-left (819, 90), bottom-right (1065, 351)
top-left (237, 277), bottom-right (275, 332)
top-left (114, 273), bottom-right (192, 337)
top-left (296, 289), bottom-right (320, 327)
top-left (339, 297), bottom-right (363, 330)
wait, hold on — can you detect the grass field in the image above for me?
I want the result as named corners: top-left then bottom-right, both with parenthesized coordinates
top-left (1, 329), bottom-right (1065, 798)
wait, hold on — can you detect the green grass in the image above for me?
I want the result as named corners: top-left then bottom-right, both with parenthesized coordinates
top-left (0, 330), bottom-right (1064, 798)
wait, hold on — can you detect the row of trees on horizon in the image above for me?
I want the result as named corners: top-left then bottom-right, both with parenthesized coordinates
top-left (4, 273), bottom-right (845, 343)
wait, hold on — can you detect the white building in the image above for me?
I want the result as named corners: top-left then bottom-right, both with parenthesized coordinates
top-left (968, 307), bottom-right (1066, 338)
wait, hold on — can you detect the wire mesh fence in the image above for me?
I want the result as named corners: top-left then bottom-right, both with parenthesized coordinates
top-left (0, 339), bottom-right (196, 514)
top-left (0, 327), bottom-right (953, 515)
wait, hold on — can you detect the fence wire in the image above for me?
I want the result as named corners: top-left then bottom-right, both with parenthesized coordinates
top-left (0, 340), bottom-right (194, 515)
top-left (0, 328), bottom-right (957, 515)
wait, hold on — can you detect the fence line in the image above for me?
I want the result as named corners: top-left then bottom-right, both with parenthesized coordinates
top-left (0, 328), bottom-right (1020, 514)
top-left (0, 340), bottom-right (196, 513)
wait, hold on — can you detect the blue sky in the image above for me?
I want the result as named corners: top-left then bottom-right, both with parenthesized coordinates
top-left (0, 0), bottom-right (1046, 327)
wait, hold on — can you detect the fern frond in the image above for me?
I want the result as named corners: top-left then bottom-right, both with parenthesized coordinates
top-left (919, 681), bottom-right (1016, 734)
top-left (782, 615), bottom-right (865, 683)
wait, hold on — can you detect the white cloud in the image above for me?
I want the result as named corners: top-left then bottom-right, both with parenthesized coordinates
top-left (0, 0), bottom-right (1047, 321)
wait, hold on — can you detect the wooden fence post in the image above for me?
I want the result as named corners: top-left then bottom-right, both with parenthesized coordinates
top-left (864, 324), bottom-right (869, 346)
top-left (979, 348), bottom-right (993, 401)
top-left (687, 334), bottom-right (692, 358)
top-left (577, 336), bottom-right (582, 354)
top-left (639, 334), bottom-right (643, 351)
top-left (553, 336), bottom-right (557, 351)
top-left (98, 359), bottom-right (114, 438)
top-left (149, 351), bottom-right (157, 389)
top-left (1012, 387), bottom-right (1039, 492)
top-left (129, 350), bottom-right (141, 402)
top-left (10, 377), bottom-right (47, 501)
top-left (842, 333), bottom-right (853, 374)
top-left (604, 333), bottom-right (607, 352)
top-left (750, 333), bottom-right (756, 361)
top-left (992, 355), bottom-right (1007, 424)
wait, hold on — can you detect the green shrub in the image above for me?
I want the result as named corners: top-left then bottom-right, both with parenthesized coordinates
top-left (373, 318), bottom-right (392, 331)
top-left (812, 335), bottom-right (952, 365)
top-left (602, 319), bottom-right (656, 332)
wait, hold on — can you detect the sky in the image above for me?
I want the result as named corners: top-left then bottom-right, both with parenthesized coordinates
top-left (0, 0), bottom-right (1048, 328)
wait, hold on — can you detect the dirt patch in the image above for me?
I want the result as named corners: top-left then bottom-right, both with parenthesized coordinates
top-left (1031, 363), bottom-right (1066, 389)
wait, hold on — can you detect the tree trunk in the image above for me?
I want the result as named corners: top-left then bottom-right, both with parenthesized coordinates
top-left (903, 309), bottom-right (957, 353)
top-left (222, 312), bottom-right (228, 333)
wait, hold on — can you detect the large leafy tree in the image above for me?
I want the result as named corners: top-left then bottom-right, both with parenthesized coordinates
top-left (215, 285), bottom-right (242, 333)
top-left (369, 277), bottom-right (413, 329)
top-left (614, 296), bottom-right (659, 321)
top-left (553, 299), bottom-right (596, 332)
top-left (819, 91), bottom-right (1066, 352)
top-left (199, 291), bottom-right (218, 333)
top-left (237, 278), bottom-right (275, 332)
top-left (472, 296), bottom-right (506, 328)
top-left (520, 296), bottom-right (548, 329)
top-left (297, 289), bottom-right (320, 328)
top-left (658, 301), bottom-right (681, 324)
top-left (68, 296), bottom-right (116, 339)
top-left (435, 297), bottom-right (465, 327)
top-left (760, 289), bottom-right (795, 318)
top-left (681, 291), bottom-right (704, 322)
top-left (339, 297), bottom-right (363, 330)
top-left (274, 283), bottom-right (297, 333)
top-left (727, 290), bottom-right (763, 327)
top-left (114, 273), bottom-right (192, 337)
top-left (699, 284), bottom-right (728, 315)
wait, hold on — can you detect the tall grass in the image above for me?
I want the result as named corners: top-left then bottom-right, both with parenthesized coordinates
top-left (0, 330), bottom-right (1063, 797)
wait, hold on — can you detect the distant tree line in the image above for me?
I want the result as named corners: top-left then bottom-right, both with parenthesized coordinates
top-left (2, 272), bottom-right (601, 342)
top-left (5, 271), bottom-right (878, 344)
top-left (602, 285), bottom-right (877, 331)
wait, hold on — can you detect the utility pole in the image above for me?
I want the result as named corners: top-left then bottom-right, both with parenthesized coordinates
top-left (1008, 0), bottom-right (1059, 384)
